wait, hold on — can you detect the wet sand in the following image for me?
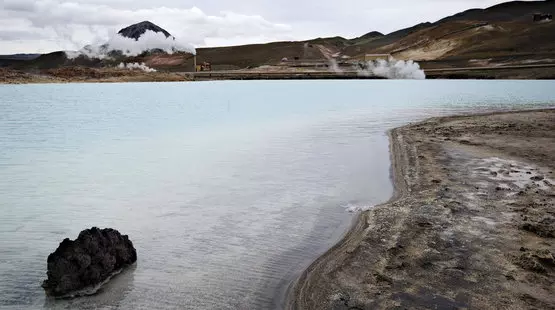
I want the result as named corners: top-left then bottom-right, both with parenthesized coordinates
top-left (288, 109), bottom-right (555, 309)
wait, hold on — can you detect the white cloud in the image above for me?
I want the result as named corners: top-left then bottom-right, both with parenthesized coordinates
top-left (0, 1), bottom-right (293, 53)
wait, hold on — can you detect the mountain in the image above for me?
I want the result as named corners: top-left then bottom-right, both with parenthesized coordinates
top-left (343, 22), bottom-right (433, 56)
top-left (437, 0), bottom-right (555, 23)
top-left (4, 1), bottom-right (555, 75)
top-left (0, 54), bottom-right (41, 68)
top-left (192, 0), bottom-right (555, 69)
top-left (5, 21), bottom-right (189, 70)
top-left (117, 21), bottom-right (172, 40)
top-left (360, 0), bottom-right (555, 63)
top-left (0, 54), bottom-right (41, 60)
top-left (355, 31), bottom-right (385, 40)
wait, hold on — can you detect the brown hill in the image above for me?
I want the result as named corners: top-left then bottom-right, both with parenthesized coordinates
top-left (362, 0), bottom-right (555, 64)
top-left (189, 1), bottom-right (555, 70)
top-left (438, 0), bottom-right (555, 23)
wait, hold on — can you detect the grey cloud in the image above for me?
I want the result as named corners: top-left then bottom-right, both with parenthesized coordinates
top-left (2, 0), bottom-right (37, 12)
top-left (0, 29), bottom-right (48, 40)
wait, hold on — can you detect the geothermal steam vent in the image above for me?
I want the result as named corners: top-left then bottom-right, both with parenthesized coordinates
top-left (42, 227), bottom-right (137, 298)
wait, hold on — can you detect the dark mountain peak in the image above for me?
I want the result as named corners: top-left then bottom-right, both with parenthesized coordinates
top-left (117, 21), bottom-right (172, 40)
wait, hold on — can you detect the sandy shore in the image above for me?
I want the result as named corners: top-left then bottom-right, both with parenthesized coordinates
top-left (288, 109), bottom-right (555, 309)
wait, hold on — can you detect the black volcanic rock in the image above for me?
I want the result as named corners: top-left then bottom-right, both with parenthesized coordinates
top-left (42, 227), bottom-right (137, 297)
top-left (118, 21), bottom-right (172, 40)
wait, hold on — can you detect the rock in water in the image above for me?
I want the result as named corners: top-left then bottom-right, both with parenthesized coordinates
top-left (42, 227), bottom-right (137, 297)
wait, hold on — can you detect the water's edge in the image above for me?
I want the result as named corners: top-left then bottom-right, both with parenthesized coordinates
top-left (284, 127), bottom-right (405, 309)
top-left (283, 108), bottom-right (555, 309)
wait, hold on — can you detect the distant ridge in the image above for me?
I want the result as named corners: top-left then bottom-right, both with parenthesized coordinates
top-left (0, 54), bottom-right (41, 61)
top-left (437, 0), bottom-right (555, 23)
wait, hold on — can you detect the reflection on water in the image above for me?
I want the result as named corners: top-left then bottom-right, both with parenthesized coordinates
top-left (43, 264), bottom-right (137, 310)
top-left (0, 80), bottom-right (554, 309)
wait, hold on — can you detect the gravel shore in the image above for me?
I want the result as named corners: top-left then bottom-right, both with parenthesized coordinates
top-left (288, 109), bottom-right (555, 310)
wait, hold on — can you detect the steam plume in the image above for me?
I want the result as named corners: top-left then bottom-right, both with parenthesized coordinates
top-left (328, 59), bottom-right (344, 74)
top-left (117, 62), bottom-right (156, 72)
top-left (358, 58), bottom-right (426, 80)
top-left (66, 30), bottom-right (196, 59)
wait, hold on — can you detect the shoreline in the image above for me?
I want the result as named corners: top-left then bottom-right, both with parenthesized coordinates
top-left (285, 116), bottom-right (411, 310)
top-left (0, 68), bottom-right (192, 84)
top-left (3, 64), bottom-right (555, 84)
top-left (287, 108), bottom-right (555, 309)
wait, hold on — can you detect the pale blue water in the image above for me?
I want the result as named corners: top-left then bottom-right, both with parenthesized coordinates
top-left (0, 80), bottom-right (554, 309)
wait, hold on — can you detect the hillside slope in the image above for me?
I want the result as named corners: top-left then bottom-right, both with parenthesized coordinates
top-left (190, 1), bottom-right (555, 69)
top-left (363, 0), bottom-right (555, 64)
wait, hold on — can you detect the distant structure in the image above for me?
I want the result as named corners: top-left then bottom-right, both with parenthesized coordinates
top-left (196, 62), bottom-right (212, 72)
top-left (533, 13), bottom-right (553, 22)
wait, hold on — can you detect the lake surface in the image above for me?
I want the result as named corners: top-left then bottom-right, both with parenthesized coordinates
top-left (1, 80), bottom-right (554, 309)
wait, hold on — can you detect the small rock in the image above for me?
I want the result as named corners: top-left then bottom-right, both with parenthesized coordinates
top-left (521, 219), bottom-right (554, 238)
top-left (535, 249), bottom-right (555, 266)
top-left (531, 175), bottom-right (545, 181)
top-left (417, 221), bottom-right (433, 228)
top-left (515, 252), bottom-right (546, 273)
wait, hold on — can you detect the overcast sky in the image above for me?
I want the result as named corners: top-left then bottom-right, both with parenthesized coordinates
top-left (0, 0), bottom-right (538, 54)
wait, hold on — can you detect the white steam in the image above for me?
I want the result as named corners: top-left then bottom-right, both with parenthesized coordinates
top-left (328, 59), bottom-right (344, 74)
top-left (358, 58), bottom-right (426, 80)
top-left (117, 62), bottom-right (157, 72)
top-left (66, 30), bottom-right (196, 59)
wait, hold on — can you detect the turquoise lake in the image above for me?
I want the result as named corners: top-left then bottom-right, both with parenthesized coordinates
top-left (1, 80), bottom-right (554, 309)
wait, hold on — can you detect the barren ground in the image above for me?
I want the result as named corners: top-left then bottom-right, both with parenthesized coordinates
top-left (288, 109), bottom-right (555, 310)
top-left (0, 68), bottom-right (191, 84)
